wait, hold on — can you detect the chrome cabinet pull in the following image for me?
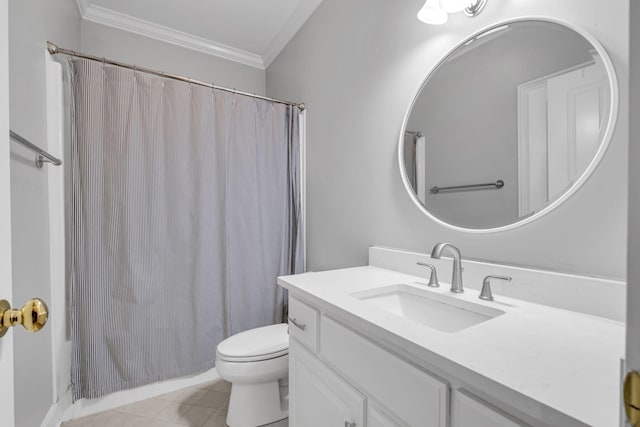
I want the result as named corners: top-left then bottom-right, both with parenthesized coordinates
top-left (288, 317), bottom-right (306, 331)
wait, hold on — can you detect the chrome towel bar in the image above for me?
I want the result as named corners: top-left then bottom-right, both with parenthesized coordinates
top-left (9, 130), bottom-right (62, 168)
top-left (430, 179), bottom-right (504, 194)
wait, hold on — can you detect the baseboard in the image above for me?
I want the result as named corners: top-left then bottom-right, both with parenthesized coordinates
top-left (55, 367), bottom-right (219, 424)
top-left (41, 396), bottom-right (68, 427)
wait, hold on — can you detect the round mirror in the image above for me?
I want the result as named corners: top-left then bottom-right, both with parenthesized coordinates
top-left (399, 18), bottom-right (618, 232)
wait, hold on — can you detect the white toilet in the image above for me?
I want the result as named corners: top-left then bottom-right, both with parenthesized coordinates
top-left (216, 323), bottom-right (290, 427)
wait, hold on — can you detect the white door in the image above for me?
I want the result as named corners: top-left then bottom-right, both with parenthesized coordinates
top-left (517, 55), bottom-right (608, 216)
top-left (289, 340), bottom-right (364, 427)
top-left (626, 3), bottom-right (640, 427)
top-left (0, 1), bottom-right (15, 426)
top-left (546, 56), bottom-right (608, 199)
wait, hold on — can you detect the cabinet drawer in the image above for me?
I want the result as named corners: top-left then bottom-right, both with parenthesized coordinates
top-left (288, 296), bottom-right (319, 352)
top-left (453, 390), bottom-right (527, 427)
top-left (321, 316), bottom-right (448, 427)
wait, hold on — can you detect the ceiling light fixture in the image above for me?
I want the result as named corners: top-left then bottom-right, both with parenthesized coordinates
top-left (461, 0), bottom-right (487, 17)
top-left (439, 0), bottom-right (468, 13)
top-left (417, 0), bottom-right (487, 25)
top-left (417, 0), bottom-right (449, 25)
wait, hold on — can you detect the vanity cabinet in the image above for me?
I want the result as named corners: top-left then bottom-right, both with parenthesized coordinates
top-left (288, 295), bottom-right (533, 427)
top-left (280, 252), bottom-right (625, 427)
top-left (288, 299), bottom-right (448, 427)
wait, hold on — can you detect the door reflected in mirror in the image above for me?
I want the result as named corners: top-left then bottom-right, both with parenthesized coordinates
top-left (400, 19), bottom-right (618, 231)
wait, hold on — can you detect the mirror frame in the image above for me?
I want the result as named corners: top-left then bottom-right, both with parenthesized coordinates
top-left (398, 17), bottom-right (619, 233)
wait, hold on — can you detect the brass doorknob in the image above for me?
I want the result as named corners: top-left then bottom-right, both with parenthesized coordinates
top-left (625, 371), bottom-right (640, 426)
top-left (0, 298), bottom-right (49, 337)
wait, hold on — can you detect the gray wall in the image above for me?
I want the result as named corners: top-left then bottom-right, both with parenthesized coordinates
top-left (81, 21), bottom-right (266, 95)
top-left (266, 0), bottom-right (629, 279)
top-left (9, 1), bottom-right (81, 427)
top-left (406, 22), bottom-right (594, 229)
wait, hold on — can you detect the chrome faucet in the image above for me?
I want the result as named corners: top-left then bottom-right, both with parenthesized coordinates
top-left (430, 243), bottom-right (464, 293)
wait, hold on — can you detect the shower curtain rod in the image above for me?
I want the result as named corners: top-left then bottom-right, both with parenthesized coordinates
top-left (46, 41), bottom-right (306, 111)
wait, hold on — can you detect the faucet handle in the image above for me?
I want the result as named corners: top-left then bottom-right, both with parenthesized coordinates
top-left (479, 275), bottom-right (512, 301)
top-left (417, 262), bottom-right (440, 288)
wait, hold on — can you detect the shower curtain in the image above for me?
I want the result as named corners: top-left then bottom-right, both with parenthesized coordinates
top-left (68, 59), bottom-right (303, 400)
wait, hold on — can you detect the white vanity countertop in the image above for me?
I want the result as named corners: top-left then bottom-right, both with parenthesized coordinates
top-left (278, 266), bottom-right (625, 427)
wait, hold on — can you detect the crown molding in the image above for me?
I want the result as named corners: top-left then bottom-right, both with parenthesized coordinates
top-left (79, 3), bottom-right (265, 69)
top-left (76, 0), bottom-right (90, 16)
top-left (75, 1), bottom-right (324, 70)
top-left (263, 0), bottom-right (323, 68)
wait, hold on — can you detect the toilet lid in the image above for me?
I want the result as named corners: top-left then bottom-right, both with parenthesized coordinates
top-left (217, 323), bottom-right (289, 362)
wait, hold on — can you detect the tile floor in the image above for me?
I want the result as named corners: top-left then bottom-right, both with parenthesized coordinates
top-left (61, 379), bottom-right (288, 427)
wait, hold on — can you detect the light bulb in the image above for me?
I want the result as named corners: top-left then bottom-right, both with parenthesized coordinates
top-left (417, 0), bottom-right (448, 25)
top-left (439, 0), bottom-right (469, 13)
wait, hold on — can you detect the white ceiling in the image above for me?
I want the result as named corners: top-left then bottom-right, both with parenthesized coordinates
top-left (76, 0), bottom-right (323, 69)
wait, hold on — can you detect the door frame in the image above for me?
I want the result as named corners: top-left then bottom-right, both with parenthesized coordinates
top-left (627, 0), bottom-right (640, 380)
top-left (626, 2), bottom-right (640, 426)
top-left (0, 1), bottom-right (15, 426)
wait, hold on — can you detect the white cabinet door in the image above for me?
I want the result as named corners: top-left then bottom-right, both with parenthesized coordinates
top-left (289, 339), bottom-right (365, 427)
top-left (453, 391), bottom-right (526, 427)
top-left (368, 405), bottom-right (402, 427)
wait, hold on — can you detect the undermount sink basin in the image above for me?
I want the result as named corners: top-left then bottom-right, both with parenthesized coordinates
top-left (351, 284), bottom-right (505, 333)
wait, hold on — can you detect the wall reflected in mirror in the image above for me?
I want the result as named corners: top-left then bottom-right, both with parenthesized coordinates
top-left (401, 20), bottom-right (615, 230)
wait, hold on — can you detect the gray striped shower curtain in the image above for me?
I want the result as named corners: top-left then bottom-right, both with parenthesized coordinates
top-left (68, 59), bottom-right (302, 400)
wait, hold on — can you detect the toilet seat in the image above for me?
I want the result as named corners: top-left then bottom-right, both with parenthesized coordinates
top-left (217, 323), bottom-right (289, 363)
top-left (215, 323), bottom-right (290, 426)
